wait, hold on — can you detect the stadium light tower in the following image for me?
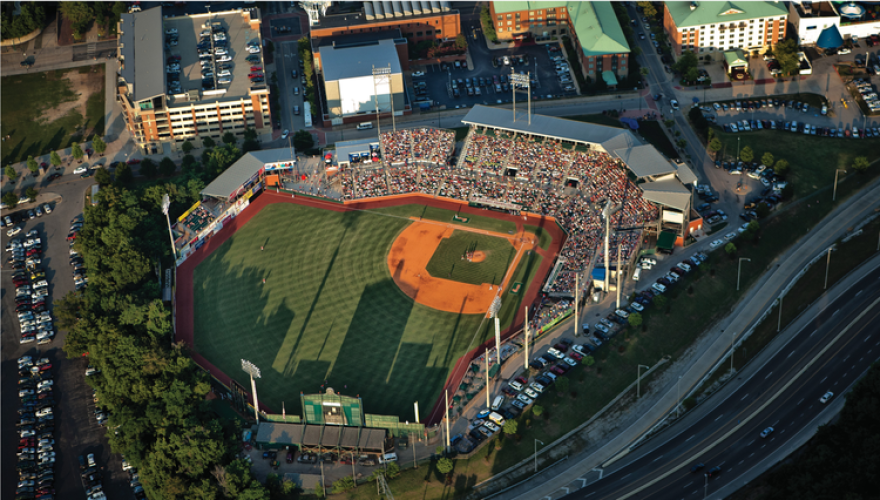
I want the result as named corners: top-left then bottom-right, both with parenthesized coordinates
top-left (241, 359), bottom-right (261, 422)
top-left (373, 65), bottom-right (395, 134)
top-left (509, 69), bottom-right (531, 125)
top-left (488, 296), bottom-right (502, 365)
top-left (161, 194), bottom-right (177, 261)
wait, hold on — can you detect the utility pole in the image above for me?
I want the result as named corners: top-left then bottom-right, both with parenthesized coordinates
top-left (777, 294), bottom-right (784, 332)
top-left (444, 390), bottom-right (450, 449)
top-left (677, 375), bottom-right (682, 418)
top-left (637, 364), bottom-right (649, 398)
top-left (534, 439), bottom-right (544, 473)
top-left (730, 330), bottom-right (737, 372)
top-left (824, 246), bottom-right (833, 289)
top-left (524, 306), bottom-right (530, 369)
top-left (833, 169), bottom-right (846, 201)
top-left (161, 194), bottom-right (177, 261)
top-left (241, 359), bottom-right (261, 422)
top-left (574, 273), bottom-right (579, 337)
top-left (616, 244), bottom-right (622, 309)
top-left (485, 352), bottom-right (490, 408)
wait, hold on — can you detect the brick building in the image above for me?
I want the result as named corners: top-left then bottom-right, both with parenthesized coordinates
top-left (663, 1), bottom-right (788, 59)
top-left (489, 2), bottom-right (631, 81)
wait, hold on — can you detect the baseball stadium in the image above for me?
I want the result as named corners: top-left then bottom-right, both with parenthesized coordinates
top-left (173, 106), bottom-right (699, 432)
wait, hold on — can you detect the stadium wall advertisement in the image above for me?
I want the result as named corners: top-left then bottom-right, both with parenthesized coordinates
top-left (175, 190), bottom-right (566, 425)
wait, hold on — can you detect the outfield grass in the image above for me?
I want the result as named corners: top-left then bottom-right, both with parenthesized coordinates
top-left (193, 202), bottom-right (546, 417)
top-left (525, 223), bottom-right (554, 251)
top-left (710, 128), bottom-right (880, 200)
top-left (1, 65), bottom-right (106, 165)
top-left (425, 230), bottom-right (515, 286)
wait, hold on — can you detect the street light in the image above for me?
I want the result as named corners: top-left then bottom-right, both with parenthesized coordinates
top-left (637, 364), bottom-right (650, 398)
top-left (241, 359), bottom-right (262, 422)
top-left (534, 439), bottom-right (544, 473)
top-left (677, 375), bottom-right (682, 418)
top-left (833, 169), bottom-right (846, 201)
top-left (737, 258), bottom-right (751, 291)
top-left (703, 472), bottom-right (709, 499)
top-left (824, 246), bottom-right (833, 289)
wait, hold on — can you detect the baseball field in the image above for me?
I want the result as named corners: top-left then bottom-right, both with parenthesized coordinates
top-left (189, 198), bottom-right (553, 418)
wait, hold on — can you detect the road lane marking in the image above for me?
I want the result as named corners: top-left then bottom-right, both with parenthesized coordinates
top-left (749, 453), bottom-right (755, 458)
top-left (833, 309), bottom-right (839, 315)
top-left (856, 290), bottom-right (863, 296)
top-left (684, 482), bottom-right (693, 488)
top-left (741, 393), bottom-right (749, 401)
top-left (820, 376), bottom-right (827, 383)
top-left (620, 473), bottom-right (631, 481)
top-left (797, 398), bottom-right (804, 405)
top-left (810, 330), bottom-right (818, 337)
top-left (843, 355), bottom-right (849, 362)
top-left (686, 435), bottom-right (695, 442)
top-left (738, 460), bottom-right (744, 465)
top-left (765, 371), bottom-right (773, 379)
top-left (616, 296), bottom-right (880, 500)
top-left (652, 455), bottom-right (664, 462)
top-left (787, 351), bottom-right (795, 359)
top-left (714, 414), bottom-right (724, 421)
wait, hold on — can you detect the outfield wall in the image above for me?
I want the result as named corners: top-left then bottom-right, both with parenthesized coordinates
top-left (176, 190), bottom-right (566, 424)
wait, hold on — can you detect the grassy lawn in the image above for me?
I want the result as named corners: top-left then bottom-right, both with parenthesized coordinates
top-left (638, 121), bottom-right (678, 159)
top-left (193, 202), bottom-right (546, 418)
top-left (709, 128), bottom-right (880, 199)
top-left (1, 64), bottom-right (106, 165)
top-left (524, 224), bottom-right (554, 251)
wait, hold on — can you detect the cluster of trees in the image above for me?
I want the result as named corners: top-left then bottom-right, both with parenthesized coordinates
top-left (60, 1), bottom-right (127, 39)
top-left (297, 37), bottom-right (317, 118)
top-left (638, 1), bottom-right (659, 19)
top-left (1, 1), bottom-right (47, 40)
top-left (752, 362), bottom-right (880, 499)
top-left (479, 6), bottom-right (497, 43)
top-left (55, 162), bottom-right (272, 499)
top-left (769, 39), bottom-right (802, 77)
top-left (674, 51), bottom-right (701, 84)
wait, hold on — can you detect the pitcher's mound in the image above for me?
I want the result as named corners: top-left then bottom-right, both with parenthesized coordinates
top-left (470, 251), bottom-right (486, 263)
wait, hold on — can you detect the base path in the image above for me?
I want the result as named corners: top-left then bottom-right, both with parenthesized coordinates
top-left (388, 219), bottom-right (539, 315)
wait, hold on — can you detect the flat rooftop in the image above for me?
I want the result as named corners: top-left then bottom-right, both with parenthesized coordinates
top-left (162, 10), bottom-right (264, 105)
top-left (315, 3), bottom-right (458, 30)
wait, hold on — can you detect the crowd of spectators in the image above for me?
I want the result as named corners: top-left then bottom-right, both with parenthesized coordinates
top-left (528, 298), bottom-right (572, 333)
top-left (336, 126), bottom-right (662, 329)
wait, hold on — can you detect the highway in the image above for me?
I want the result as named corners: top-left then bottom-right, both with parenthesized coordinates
top-left (557, 264), bottom-right (880, 500)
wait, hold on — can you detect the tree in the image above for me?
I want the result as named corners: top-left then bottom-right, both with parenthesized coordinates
top-left (72, 142), bottom-right (84, 162)
top-left (638, 1), bottom-right (658, 18)
top-left (27, 156), bottom-right (39, 176)
top-left (293, 130), bottom-right (314, 151)
top-left (331, 476), bottom-right (356, 493)
top-left (202, 136), bottom-right (216, 149)
top-left (756, 202), bottom-right (772, 219)
top-left (555, 376), bottom-right (570, 395)
top-left (181, 141), bottom-right (194, 155)
top-left (724, 242), bottom-right (737, 255)
top-left (673, 50), bottom-right (698, 75)
top-left (708, 137), bottom-right (722, 152)
top-left (654, 295), bottom-right (668, 308)
top-left (676, 139), bottom-right (687, 149)
top-left (852, 156), bottom-right (869, 174)
top-left (50, 151), bottom-right (62, 168)
top-left (159, 157), bottom-right (177, 177)
top-left (774, 39), bottom-right (801, 76)
top-left (60, 1), bottom-right (95, 38)
top-left (480, 5), bottom-right (498, 42)
top-left (139, 158), bottom-right (158, 178)
top-left (581, 355), bottom-right (595, 367)
top-left (761, 152), bottom-right (774, 167)
top-left (774, 159), bottom-right (790, 176)
top-left (628, 312), bottom-right (643, 329)
top-left (386, 461), bottom-right (400, 478)
top-left (685, 67), bottom-right (700, 83)
top-left (740, 145), bottom-right (754, 163)
top-left (437, 457), bottom-right (454, 475)
top-left (454, 33), bottom-right (468, 50)
top-left (95, 167), bottom-right (112, 186)
top-left (641, 66), bottom-right (649, 76)
top-left (314, 482), bottom-right (325, 498)
top-left (5, 165), bottom-right (18, 181)
top-left (1, 2), bottom-right (47, 40)
top-left (2, 191), bottom-right (19, 208)
top-left (93, 136), bottom-right (107, 156)
top-left (532, 405), bottom-right (544, 417)
top-left (25, 187), bottom-right (38, 201)
top-left (503, 419), bottom-right (518, 436)
top-left (114, 162), bottom-right (133, 185)
top-left (222, 132), bottom-right (237, 146)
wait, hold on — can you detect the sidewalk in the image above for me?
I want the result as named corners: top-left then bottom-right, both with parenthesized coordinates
top-left (474, 174), bottom-right (880, 500)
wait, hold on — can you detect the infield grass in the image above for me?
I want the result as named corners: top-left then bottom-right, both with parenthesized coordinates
top-left (425, 230), bottom-right (515, 286)
top-left (193, 202), bottom-right (547, 417)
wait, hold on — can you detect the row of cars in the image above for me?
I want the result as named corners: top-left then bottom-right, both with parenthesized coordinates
top-left (68, 216), bottom-right (87, 291)
top-left (9, 229), bottom-right (56, 346)
top-left (712, 97), bottom-right (825, 115)
top-left (78, 453), bottom-right (107, 500)
top-left (3, 204), bottom-right (53, 231)
top-left (649, 253), bottom-right (707, 295)
top-left (15, 356), bottom-right (58, 500)
top-left (852, 78), bottom-right (880, 113)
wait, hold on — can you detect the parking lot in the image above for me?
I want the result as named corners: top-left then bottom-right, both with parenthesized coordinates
top-left (2, 179), bottom-right (134, 500)
top-left (413, 42), bottom-right (577, 111)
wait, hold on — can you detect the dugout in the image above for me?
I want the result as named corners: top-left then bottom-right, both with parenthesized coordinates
top-left (201, 149), bottom-right (298, 202)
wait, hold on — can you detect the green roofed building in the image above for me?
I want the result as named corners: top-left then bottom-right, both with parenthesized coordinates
top-left (489, 2), bottom-right (630, 79)
top-left (662, 1), bottom-right (788, 58)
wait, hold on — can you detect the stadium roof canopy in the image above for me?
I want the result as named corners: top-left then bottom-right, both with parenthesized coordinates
top-left (462, 105), bottom-right (642, 152)
top-left (202, 149), bottom-right (297, 199)
top-left (612, 144), bottom-right (677, 178)
top-left (671, 161), bottom-right (698, 185)
top-left (335, 138), bottom-right (379, 165)
top-left (639, 178), bottom-right (692, 211)
top-left (119, 7), bottom-right (165, 102)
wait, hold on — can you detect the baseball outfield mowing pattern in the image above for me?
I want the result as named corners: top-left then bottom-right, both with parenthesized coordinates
top-left (191, 202), bottom-right (538, 417)
top-left (424, 230), bottom-right (516, 286)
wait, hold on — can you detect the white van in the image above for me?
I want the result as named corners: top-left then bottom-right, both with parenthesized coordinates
top-left (633, 267), bottom-right (641, 281)
top-left (488, 412), bottom-right (506, 426)
top-left (378, 453), bottom-right (398, 464)
top-left (491, 395), bottom-right (504, 411)
top-left (357, 122), bottom-right (374, 130)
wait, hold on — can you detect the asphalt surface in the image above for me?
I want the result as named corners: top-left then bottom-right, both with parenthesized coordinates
top-left (556, 262), bottom-right (880, 500)
top-left (2, 174), bottom-right (132, 500)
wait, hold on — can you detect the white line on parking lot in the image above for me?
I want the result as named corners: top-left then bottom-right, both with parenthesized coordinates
top-left (842, 355), bottom-right (849, 362)
top-left (684, 482), bottom-right (693, 489)
top-left (748, 440), bottom-right (755, 446)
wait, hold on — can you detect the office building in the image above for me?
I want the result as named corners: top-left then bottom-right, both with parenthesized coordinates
top-left (663, 1), bottom-right (788, 57)
top-left (789, 1), bottom-right (880, 46)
